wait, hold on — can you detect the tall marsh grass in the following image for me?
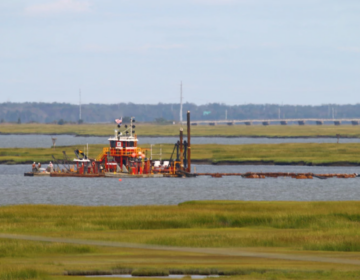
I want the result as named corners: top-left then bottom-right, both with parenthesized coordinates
top-left (0, 239), bottom-right (96, 258)
top-left (3, 142), bottom-right (360, 164)
top-left (1, 202), bottom-right (360, 251)
top-left (0, 268), bottom-right (48, 280)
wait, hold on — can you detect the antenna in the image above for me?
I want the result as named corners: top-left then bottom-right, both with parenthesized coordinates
top-left (180, 81), bottom-right (183, 124)
top-left (79, 89), bottom-right (82, 121)
top-left (51, 137), bottom-right (57, 150)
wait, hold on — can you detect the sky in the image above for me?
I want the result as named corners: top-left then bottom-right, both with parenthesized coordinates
top-left (1, 0), bottom-right (360, 105)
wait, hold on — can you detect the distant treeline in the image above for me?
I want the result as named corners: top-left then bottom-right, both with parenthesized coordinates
top-left (0, 102), bottom-right (359, 123)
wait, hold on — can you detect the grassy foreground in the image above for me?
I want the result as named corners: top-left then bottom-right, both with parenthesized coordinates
top-left (2, 201), bottom-right (360, 279)
top-left (1, 123), bottom-right (360, 137)
top-left (2, 143), bottom-right (360, 165)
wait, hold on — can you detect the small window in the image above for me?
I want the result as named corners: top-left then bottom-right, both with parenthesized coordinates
top-left (129, 142), bottom-right (134, 147)
top-left (110, 141), bottom-right (116, 148)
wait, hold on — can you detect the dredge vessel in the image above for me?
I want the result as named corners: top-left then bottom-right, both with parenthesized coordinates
top-left (25, 110), bottom-right (359, 180)
top-left (26, 111), bottom-right (193, 178)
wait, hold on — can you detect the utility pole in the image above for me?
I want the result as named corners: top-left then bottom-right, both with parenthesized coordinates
top-left (79, 89), bottom-right (82, 121)
top-left (180, 82), bottom-right (183, 124)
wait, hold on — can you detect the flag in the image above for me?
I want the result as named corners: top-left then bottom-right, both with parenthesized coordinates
top-left (115, 118), bottom-right (122, 125)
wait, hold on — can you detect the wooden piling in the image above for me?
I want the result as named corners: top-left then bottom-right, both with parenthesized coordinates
top-left (187, 111), bottom-right (191, 173)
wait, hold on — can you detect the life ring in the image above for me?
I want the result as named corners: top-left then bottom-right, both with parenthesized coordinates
top-left (92, 161), bottom-right (95, 167)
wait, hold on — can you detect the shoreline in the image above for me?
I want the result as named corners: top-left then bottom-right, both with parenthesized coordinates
top-left (192, 160), bottom-right (360, 166)
top-left (3, 159), bottom-right (360, 167)
top-left (0, 132), bottom-right (360, 139)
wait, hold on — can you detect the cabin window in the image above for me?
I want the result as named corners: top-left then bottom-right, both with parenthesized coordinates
top-left (110, 141), bottom-right (116, 148)
top-left (129, 141), bottom-right (134, 147)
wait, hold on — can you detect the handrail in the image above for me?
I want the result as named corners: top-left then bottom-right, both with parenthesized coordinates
top-left (95, 147), bottom-right (109, 161)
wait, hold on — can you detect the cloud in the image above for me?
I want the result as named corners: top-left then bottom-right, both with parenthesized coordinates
top-left (337, 47), bottom-right (360, 53)
top-left (191, 0), bottom-right (238, 5)
top-left (139, 44), bottom-right (185, 51)
top-left (82, 43), bottom-right (185, 54)
top-left (83, 44), bottom-right (113, 53)
top-left (25, 0), bottom-right (91, 15)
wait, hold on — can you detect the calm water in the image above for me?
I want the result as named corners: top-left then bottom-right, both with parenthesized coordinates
top-left (0, 134), bottom-right (357, 148)
top-left (1, 165), bottom-right (360, 206)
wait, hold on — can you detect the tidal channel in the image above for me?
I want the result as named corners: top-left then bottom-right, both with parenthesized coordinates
top-left (0, 135), bottom-right (357, 148)
top-left (1, 165), bottom-right (360, 206)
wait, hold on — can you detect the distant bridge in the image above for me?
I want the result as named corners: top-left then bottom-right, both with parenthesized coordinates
top-left (190, 119), bottom-right (360, 126)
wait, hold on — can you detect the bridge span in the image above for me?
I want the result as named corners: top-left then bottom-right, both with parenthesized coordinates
top-left (190, 119), bottom-right (360, 126)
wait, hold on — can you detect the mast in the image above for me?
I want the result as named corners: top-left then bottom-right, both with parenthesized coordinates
top-left (187, 111), bottom-right (191, 173)
top-left (180, 81), bottom-right (183, 124)
top-left (79, 89), bottom-right (82, 121)
top-left (130, 117), bottom-right (133, 137)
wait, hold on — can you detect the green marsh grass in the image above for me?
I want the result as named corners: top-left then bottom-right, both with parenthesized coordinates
top-left (2, 202), bottom-right (360, 279)
top-left (2, 143), bottom-right (360, 165)
top-left (2, 202), bottom-right (360, 251)
top-left (0, 268), bottom-right (49, 280)
top-left (2, 123), bottom-right (360, 138)
top-left (0, 239), bottom-right (96, 258)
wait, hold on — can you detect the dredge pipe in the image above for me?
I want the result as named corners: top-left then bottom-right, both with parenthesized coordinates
top-left (179, 128), bottom-right (184, 170)
top-left (187, 111), bottom-right (191, 173)
top-left (194, 172), bottom-right (358, 179)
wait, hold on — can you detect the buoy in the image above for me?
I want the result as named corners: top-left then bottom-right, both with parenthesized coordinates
top-left (119, 179), bottom-right (122, 182)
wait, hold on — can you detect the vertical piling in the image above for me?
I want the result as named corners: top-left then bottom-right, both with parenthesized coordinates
top-left (180, 128), bottom-right (184, 170)
top-left (187, 111), bottom-right (191, 173)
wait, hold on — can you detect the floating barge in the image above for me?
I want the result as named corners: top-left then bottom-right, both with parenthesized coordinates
top-left (25, 112), bottom-right (193, 178)
top-left (50, 173), bottom-right (105, 178)
top-left (105, 173), bottom-right (165, 178)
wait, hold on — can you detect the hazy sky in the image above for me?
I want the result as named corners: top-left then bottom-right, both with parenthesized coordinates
top-left (1, 0), bottom-right (360, 105)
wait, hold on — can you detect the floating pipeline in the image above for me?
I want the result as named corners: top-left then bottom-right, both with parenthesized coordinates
top-left (196, 172), bottom-right (359, 179)
top-left (24, 171), bottom-right (359, 179)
